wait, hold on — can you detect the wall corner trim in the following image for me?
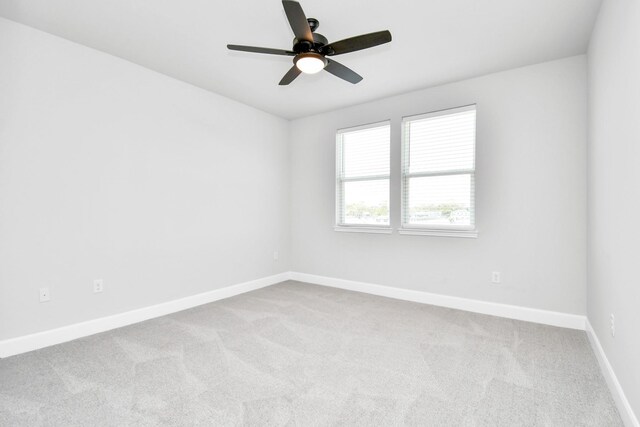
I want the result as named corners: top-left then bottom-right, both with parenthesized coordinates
top-left (586, 319), bottom-right (640, 427)
top-left (289, 272), bottom-right (586, 330)
top-left (0, 272), bottom-right (291, 358)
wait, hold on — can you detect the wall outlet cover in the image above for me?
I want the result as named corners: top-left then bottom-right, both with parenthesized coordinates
top-left (610, 313), bottom-right (615, 337)
top-left (491, 272), bottom-right (502, 284)
top-left (94, 279), bottom-right (104, 293)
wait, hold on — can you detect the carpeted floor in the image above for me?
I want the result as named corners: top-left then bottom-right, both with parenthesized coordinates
top-left (0, 280), bottom-right (622, 426)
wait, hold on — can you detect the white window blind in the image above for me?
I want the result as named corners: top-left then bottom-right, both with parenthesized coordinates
top-left (336, 122), bottom-right (390, 227)
top-left (402, 105), bottom-right (476, 231)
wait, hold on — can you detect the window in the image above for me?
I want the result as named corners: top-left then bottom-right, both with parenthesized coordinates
top-left (336, 121), bottom-right (391, 231)
top-left (401, 105), bottom-right (476, 236)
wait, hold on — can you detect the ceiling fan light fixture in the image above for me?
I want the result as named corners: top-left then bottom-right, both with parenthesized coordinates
top-left (294, 52), bottom-right (327, 74)
top-left (227, 1), bottom-right (391, 85)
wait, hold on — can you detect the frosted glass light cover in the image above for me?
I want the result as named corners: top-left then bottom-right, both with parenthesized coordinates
top-left (296, 56), bottom-right (325, 74)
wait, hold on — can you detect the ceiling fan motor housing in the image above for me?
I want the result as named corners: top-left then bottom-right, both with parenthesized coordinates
top-left (293, 29), bottom-right (328, 54)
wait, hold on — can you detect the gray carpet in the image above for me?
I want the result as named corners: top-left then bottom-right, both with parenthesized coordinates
top-left (0, 280), bottom-right (622, 426)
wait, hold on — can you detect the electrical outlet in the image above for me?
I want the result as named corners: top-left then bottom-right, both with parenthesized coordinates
top-left (610, 313), bottom-right (615, 337)
top-left (39, 287), bottom-right (50, 302)
top-left (491, 271), bottom-right (501, 284)
top-left (273, 251), bottom-right (279, 261)
top-left (93, 279), bottom-right (104, 293)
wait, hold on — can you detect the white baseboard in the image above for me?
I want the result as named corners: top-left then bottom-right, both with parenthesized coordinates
top-left (586, 319), bottom-right (639, 427)
top-left (289, 272), bottom-right (586, 330)
top-left (0, 271), bottom-right (587, 358)
top-left (4, 270), bottom-right (633, 425)
top-left (4, 270), bottom-right (633, 423)
top-left (0, 272), bottom-right (290, 358)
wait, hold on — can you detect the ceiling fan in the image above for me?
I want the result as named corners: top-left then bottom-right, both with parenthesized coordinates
top-left (227, 0), bottom-right (392, 85)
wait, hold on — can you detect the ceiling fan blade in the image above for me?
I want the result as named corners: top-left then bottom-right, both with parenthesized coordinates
top-left (324, 59), bottom-right (363, 84)
top-left (227, 44), bottom-right (295, 56)
top-left (323, 30), bottom-right (392, 56)
top-left (279, 65), bottom-right (302, 85)
top-left (282, 0), bottom-right (313, 42)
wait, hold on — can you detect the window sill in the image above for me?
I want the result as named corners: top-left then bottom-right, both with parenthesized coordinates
top-left (334, 226), bottom-right (393, 234)
top-left (398, 228), bottom-right (478, 238)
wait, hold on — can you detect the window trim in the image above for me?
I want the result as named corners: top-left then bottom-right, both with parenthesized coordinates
top-left (334, 225), bottom-right (393, 234)
top-left (335, 120), bottom-right (391, 230)
top-left (400, 104), bottom-right (477, 234)
top-left (397, 228), bottom-right (478, 238)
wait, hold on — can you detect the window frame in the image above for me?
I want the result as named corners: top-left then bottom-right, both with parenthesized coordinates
top-left (335, 120), bottom-right (392, 233)
top-left (400, 105), bottom-right (478, 238)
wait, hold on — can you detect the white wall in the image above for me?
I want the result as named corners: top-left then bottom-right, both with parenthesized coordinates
top-left (0, 16), bottom-right (591, 343)
top-left (588, 0), bottom-right (640, 419)
top-left (290, 56), bottom-right (588, 315)
top-left (0, 17), bottom-right (290, 340)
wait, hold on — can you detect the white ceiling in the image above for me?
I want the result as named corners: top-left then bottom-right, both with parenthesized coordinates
top-left (0, 0), bottom-right (601, 119)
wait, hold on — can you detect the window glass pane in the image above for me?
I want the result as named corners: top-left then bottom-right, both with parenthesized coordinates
top-left (408, 109), bottom-right (475, 174)
top-left (342, 179), bottom-right (389, 225)
top-left (342, 125), bottom-right (390, 178)
top-left (406, 174), bottom-right (473, 226)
